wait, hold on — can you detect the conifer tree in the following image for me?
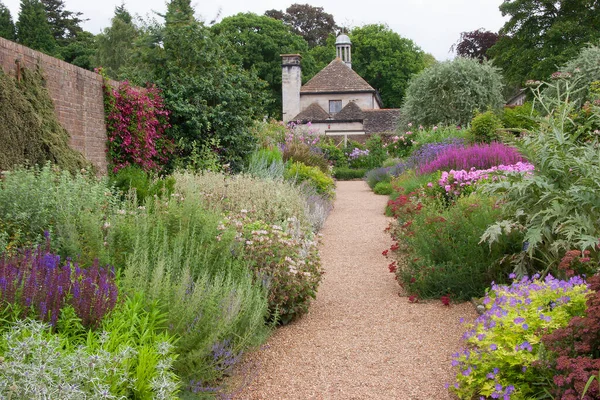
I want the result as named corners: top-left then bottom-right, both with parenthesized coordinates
top-left (0, 1), bottom-right (16, 40)
top-left (16, 0), bottom-right (55, 53)
top-left (41, 0), bottom-right (83, 45)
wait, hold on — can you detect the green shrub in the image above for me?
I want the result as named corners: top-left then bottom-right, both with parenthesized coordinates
top-left (500, 102), bottom-right (539, 132)
top-left (451, 275), bottom-right (589, 399)
top-left (223, 213), bottom-right (323, 325)
top-left (470, 110), bottom-right (503, 143)
top-left (251, 119), bottom-right (287, 149)
top-left (282, 141), bottom-right (330, 173)
top-left (365, 134), bottom-right (388, 169)
top-left (389, 170), bottom-right (439, 198)
top-left (285, 162), bottom-right (335, 200)
top-left (401, 57), bottom-right (504, 127)
top-left (318, 141), bottom-right (347, 167)
top-left (373, 181), bottom-right (394, 195)
top-left (395, 194), bottom-right (522, 300)
top-left (333, 167), bottom-right (367, 180)
top-left (382, 157), bottom-right (402, 168)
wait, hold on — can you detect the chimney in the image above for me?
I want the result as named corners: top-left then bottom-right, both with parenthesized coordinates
top-left (281, 54), bottom-right (302, 123)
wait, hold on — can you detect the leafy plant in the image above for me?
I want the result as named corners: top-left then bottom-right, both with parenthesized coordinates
top-left (470, 110), bottom-right (504, 143)
top-left (282, 140), bottom-right (330, 173)
top-left (500, 102), bottom-right (539, 132)
top-left (373, 181), bottom-right (393, 195)
top-left (365, 134), bottom-right (388, 169)
top-left (332, 167), bottom-right (367, 180)
top-left (285, 162), bottom-right (335, 200)
top-left (451, 275), bottom-right (589, 399)
top-left (246, 148), bottom-right (285, 180)
top-left (110, 165), bottom-right (175, 204)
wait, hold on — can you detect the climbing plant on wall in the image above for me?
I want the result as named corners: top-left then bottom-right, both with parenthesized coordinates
top-left (100, 70), bottom-right (173, 174)
top-left (0, 67), bottom-right (88, 172)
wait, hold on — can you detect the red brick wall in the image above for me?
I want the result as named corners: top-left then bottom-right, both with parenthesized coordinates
top-left (0, 37), bottom-right (114, 173)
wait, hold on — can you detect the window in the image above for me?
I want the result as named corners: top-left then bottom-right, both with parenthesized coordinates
top-left (329, 100), bottom-right (342, 114)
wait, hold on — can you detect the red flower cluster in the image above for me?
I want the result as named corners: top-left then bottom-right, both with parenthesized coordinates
top-left (388, 261), bottom-right (397, 273)
top-left (440, 295), bottom-right (451, 307)
top-left (559, 249), bottom-right (593, 278)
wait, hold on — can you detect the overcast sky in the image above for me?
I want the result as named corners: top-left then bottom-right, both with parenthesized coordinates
top-left (3, 0), bottom-right (508, 61)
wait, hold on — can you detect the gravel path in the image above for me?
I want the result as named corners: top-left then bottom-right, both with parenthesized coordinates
top-left (234, 181), bottom-right (476, 399)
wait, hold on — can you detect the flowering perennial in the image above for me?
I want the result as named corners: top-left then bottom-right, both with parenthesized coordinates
top-left (451, 274), bottom-right (589, 399)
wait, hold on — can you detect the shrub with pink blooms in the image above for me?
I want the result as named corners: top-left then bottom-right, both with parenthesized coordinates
top-left (101, 74), bottom-right (173, 174)
top-left (418, 142), bottom-right (526, 175)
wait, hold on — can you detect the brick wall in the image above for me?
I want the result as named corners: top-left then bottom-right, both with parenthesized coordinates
top-left (0, 37), bottom-right (114, 173)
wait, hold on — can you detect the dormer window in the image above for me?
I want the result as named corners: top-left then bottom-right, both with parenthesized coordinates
top-left (329, 100), bottom-right (342, 114)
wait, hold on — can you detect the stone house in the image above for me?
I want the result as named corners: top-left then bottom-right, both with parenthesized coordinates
top-left (281, 34), bottom-right (401, 141)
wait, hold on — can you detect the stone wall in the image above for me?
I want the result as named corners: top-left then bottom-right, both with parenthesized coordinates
top-left (0, 37), bottom-right (113, 173)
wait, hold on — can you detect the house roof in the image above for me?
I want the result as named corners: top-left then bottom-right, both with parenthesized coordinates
top-left (334, 101), bottom-right (364, 121)
top-left (363, 109), bottom-right (401, 134)
top-left (292, 102), bottom-right (330, 122)
top-left (300, 58), bottom-right (376, 94)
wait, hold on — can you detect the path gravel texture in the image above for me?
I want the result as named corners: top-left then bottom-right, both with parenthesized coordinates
top-left (234, 180), bottom-right (476, 399)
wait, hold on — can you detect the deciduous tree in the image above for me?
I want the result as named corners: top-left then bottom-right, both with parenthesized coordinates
top-left (488, 0), bottom-right (600, 85)
top-left (94, 4), bottom-right (138, 78)
top-left (351, 24), bottom-right (426, 108)
top-left (265, 3), bottom-right (337, 47)
top-left (451, 29), bottom-right (498, 62)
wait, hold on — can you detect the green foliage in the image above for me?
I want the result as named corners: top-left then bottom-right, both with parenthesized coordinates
top-left (0, 164), bottom-right (124, 265)
top-left (0, 299), bottom-right (180, 399)
top-left (365, 134), bottom-right (388, 168)
top-left (482, 83), bottom-right (600, 276)
top-left (317, 140), bottom-right (346, 167)
top-left (351, 24), bottom-right (426, 108)
top-left (0, 1), bottom-right (16, 39)
top-left (410, 125), bottom-right (472, 148)
top-left (500, 102), bottom-right (539, 132)
top-left (265, 4), bottom-right (338, 48)
top-left (57, 30), bottom-right (96, 70)
top-left (401, 57), bottom-right (504, 127)
top-left (0, 67), bottom-right (88, 173)
top-left (109, 165), bottom-right (175, 205)
top-left (16, 0), bottom-right (55, 53)
top-left (332, 167), bottom-right (367, 180)
top-left (93, 4), bottom-right (138, 79)
top-left (285, 162), bottom-right (335, 200)
top-left (251, 120), bottom-right (287, 149)
top-left (212, 13), bottom-right (314, 118)
top-left (541, 44), bottom-right (600, 110)
top-left (223, 213), bottom-right (323, 324)
top-left (451, 275), bottom-right (589, 399)
top-left (488, 0), bottom-right (600, 86)
top-left (395, 194), bottom-right (521, 300)
top-left (117, 192), bottom-right (270, 385)
top-left (41, 0), bottom-right (83, 46)
top-left (373, 181), bottom-right (393, 195)
top-left (470, 110), bottom-right (503, 143)
top-left (389, 170), bottom-right (439, 198)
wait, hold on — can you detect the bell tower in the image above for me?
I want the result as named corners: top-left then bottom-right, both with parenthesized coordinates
top-left (335, 34), bottom-right (352, 68)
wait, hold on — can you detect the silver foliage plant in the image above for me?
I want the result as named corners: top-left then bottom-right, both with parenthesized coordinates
top-left (0, 319), bottom-right (179, 400)
top-left (481, 77), bottom-right (600, 277)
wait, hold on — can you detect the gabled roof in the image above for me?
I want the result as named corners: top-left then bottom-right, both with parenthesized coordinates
top-left (363, 109), bottom-right (401, 134)
top-left (292, 102), bottom-right (330, 122)
top-left (334, 101), bottom-right (363, 121)
top-left (300, 58), bottom-right (376, 94)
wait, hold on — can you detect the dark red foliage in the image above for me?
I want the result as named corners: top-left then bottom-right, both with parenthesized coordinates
top-left (542, 274), bottom-right (600, 399)
top-left (451, 29), bottom-right (499, 62)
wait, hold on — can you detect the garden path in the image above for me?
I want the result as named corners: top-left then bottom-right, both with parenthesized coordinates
top-left (233, 180), bottom-right (476, 399)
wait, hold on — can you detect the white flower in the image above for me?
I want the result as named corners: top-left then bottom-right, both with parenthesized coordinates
top-left (245, 240), bottom-right (253, 245)
top-left (240, 209), bottom-right (248, 214)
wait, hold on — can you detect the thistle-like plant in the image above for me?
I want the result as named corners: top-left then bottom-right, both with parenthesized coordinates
top-left (481, 79), bottom-right (600, 277)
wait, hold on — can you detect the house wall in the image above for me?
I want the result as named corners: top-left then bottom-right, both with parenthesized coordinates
top-left (308, 121), bottom-right (365, 135)
top-left (0, 37), bottom-right (113, 173)
top-left (299, 92), bottom-right (379, 115)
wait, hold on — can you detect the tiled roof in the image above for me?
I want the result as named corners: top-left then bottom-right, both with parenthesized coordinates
top-left (301, 58), bottom-right (375, 93)
top-left (334, 101), bottom-right (364, 121)
top-left (292, 102), bottom-right (330, 122)
top-left (363, 109), bottom-right (401, 134)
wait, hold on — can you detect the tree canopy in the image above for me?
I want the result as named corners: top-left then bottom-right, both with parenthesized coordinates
top-left (212, 12), bottom-right (316, 118)
top-left (265, 3), bottom-right (337, 48)
top-left (94, 4), bottom-right (138, 79)
top-left (41, 0), bottom-right (83, 45)
top-left (452, 29), bottom-right (498, 62)
top-left (350, 24), bottom-right (426, 108)
top-left (0, 1), bottom-right (15, 40)
top-left (488, 0), bottom-right (600, 85)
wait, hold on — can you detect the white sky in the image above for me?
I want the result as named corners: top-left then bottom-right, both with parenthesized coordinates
top-left (3, 0), bottom-right (508, 61)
